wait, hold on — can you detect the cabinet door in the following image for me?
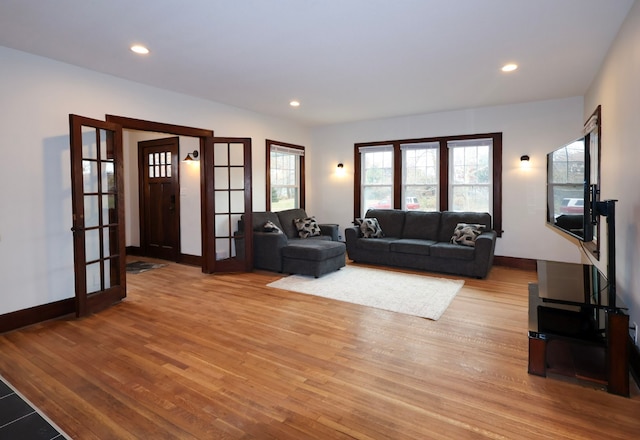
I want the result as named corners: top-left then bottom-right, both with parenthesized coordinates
top-left (606, 311), bottom-right (629, 396)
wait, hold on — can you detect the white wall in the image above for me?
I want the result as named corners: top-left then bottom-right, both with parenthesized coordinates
top-left (585, 0), bottom-right (640, 343)
top-left (0, 46), bottom-right (309, 315)
top-left (309, 97), bottom-right (586, 262)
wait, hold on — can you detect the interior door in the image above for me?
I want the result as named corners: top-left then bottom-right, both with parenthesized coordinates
top-left (203, 137), bottom-right (252, 273)
top-left (138, 137), bottom-right (180, 261)
top-left (69, 114), bottom-right (126, 317)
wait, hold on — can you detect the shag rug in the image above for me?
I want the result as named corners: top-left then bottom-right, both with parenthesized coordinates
top-left (126, 260), bottom-right (167, 274)
top-left (267, 265), bottom-right (464, 320)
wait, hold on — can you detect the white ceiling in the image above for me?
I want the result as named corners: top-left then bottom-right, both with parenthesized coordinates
top-left (0, 0), bottom-right (634, 126)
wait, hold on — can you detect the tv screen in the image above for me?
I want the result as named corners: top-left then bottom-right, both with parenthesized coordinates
top-left (546, 135), bottom-right (593, 242)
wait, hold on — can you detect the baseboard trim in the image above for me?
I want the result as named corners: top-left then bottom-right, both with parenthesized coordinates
top-left (126, 246), bottom-right (143, 256)
top-left (0, 298), bottom-right (75, 334)
top-left (630, 337), bottom-right (640, 390)
top-left (180, 253), bottom-right (202, 267)
top-left (493, 256), bottom-right (537, 271)
top-left (126, 247), bottom-right (201, 268)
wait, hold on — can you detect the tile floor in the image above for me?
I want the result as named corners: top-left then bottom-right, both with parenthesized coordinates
top-left (0, 376), bottom-right (70, 439)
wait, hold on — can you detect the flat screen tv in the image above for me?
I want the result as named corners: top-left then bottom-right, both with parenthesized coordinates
top-left (546, 134), bottom-right (594, 242)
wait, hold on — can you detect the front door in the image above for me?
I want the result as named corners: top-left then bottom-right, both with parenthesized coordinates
top-left (139, 137), bottom-right (180, 261)
top-left (69, 114), bottom-right (126, 317)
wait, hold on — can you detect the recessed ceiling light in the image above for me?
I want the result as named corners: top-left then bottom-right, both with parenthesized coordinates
top-left (501, 63), bottom-right (518, 72)
top-left (289, 100), bottom-right (300, 107)
top-left (130, 45), bottom-right (150, 55)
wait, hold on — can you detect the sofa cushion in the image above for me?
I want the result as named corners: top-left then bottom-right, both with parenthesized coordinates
top-left (294, 217), bottom-right (322, 238)
top-left (276, 208), bottom-right (309, 239)
top-left (365, 209), bottom-right (406, 237)
top-left (389, 239), bottom-right (436, 256)
top-left (438, 211), bottom-right (492, 242)
top-left (451, 223), bottom-right (485, 247)
top-left (355, 237), bottom-right (394, 252)
top-left (281, 240), bottom-right (346, 261)
top-left (402, 211), bottom-right (441, 240)
top-left (356, 217), bottom-right (384, 238)
top-left (429, 242), bottom-right (475, 261)
top-left (289, 236), bottom-right (332, 243)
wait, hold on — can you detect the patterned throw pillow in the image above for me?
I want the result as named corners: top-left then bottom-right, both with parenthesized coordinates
top-left (294, 217), bottom-right (321, 238)
top-left (451, 223), bottom-right (486, 247)
top-left (263, 221), bottom-right (281, 233)
top-left (356, 217), bottom-right (384, 238)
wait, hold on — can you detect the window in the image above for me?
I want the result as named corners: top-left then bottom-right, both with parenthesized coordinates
top-left (148, 151), bottom-right (171, 178)
top-left (359, 145), bottom-right (393, 211)
top-left (266, 140), bottom-right (305, 211)
top-left (401, 142), bottom-right (439, 211)
top-left (448, 139), bottom-right (492, 212)
top-left (354, 133), bottom-right (502, 236)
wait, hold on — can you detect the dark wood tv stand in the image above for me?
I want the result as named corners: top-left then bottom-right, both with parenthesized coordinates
top-left (528, 260), bottom-right (629, 397)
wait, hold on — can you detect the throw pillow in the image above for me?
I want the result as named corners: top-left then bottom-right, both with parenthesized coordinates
top-left (294, 217), bottom-right (321, 238)
top-left (451, 223), bottom-right (486, 247)
top-left (357, 217), bottom-right (384, 238)
top-left (263, 221), bottom-right (281, 233)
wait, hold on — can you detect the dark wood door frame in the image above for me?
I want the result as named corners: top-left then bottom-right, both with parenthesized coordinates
top-left (105, 115), bottom-right (218, 272)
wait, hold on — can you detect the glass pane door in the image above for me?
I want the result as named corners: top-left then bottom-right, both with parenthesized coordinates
top-left (203, 137), bottom-right (252, 273)
top-left (70, 115), bottom-right (125, 317)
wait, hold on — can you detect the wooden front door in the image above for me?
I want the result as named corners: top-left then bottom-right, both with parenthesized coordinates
top-left (139, 137), bottom-right (180, 261)
top-left (69, 114), bottom-right (126, 317)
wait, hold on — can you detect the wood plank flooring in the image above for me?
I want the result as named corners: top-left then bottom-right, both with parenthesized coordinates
top-left (0, 262), bottom-right (638, 439)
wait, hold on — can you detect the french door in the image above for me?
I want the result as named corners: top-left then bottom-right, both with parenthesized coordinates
top-left (203, 137), bottom-right (253, 273)
top-left (69, 115), bottom-right (126, 317)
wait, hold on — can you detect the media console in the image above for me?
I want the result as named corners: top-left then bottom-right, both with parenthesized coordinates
top-left (528, 260), bottom-right (629, 396)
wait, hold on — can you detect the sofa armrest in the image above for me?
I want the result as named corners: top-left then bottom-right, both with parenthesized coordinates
top-left (253, 231), bottom-right (288, 272)
top-left (477, 229), bottom-right (496, 242)
top-left (344, 226), bottom-right (360, 240)
top-left (344, 226), bottom-right (361, 255)
top-left (475, 230), bottom-right (497, 254)
top-left (254, 230), bottom-right (288, 244)
top-left (473, 230), bottom-right (497, 277)
top-left (319, 223), bottom-right (339, 241)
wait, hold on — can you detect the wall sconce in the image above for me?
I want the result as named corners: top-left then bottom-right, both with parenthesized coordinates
top-left (336, 162), bottom-right (346, 176)
top-left (520, 155), bottom-right (530, 162)
top-left (182, 150), bottom-right (199, 162)
top-left (520, 154), bottom-right (531, 169)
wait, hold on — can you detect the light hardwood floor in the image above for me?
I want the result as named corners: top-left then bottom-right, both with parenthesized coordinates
top-left (0, 262), bottom-right (638, 439)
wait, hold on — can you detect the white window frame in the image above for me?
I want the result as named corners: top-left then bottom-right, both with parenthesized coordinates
top-left (268, 142), bottom-right (304, 211)
top-left (447, 139), bottom-right (493, 214)
top-left (359, 145), bottom-right (394, 213)
top-left (401, 142), bottom-right (440, 211)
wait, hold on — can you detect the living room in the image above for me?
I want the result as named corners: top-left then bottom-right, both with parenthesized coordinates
top-left (1, 1), bottom-right (640, 438)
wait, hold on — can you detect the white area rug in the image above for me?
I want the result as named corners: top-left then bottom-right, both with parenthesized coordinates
top-left (267, 265), bottom-right (464, 320)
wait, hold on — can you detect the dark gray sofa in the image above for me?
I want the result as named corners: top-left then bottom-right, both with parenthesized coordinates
top-left (247, 208), bottom-right (345, 277)
top-left (344, 209), bottom-right (497, 278)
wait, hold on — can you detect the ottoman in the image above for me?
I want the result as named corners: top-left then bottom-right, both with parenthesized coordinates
top-left (281, 240), bottom-right (346, 278)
